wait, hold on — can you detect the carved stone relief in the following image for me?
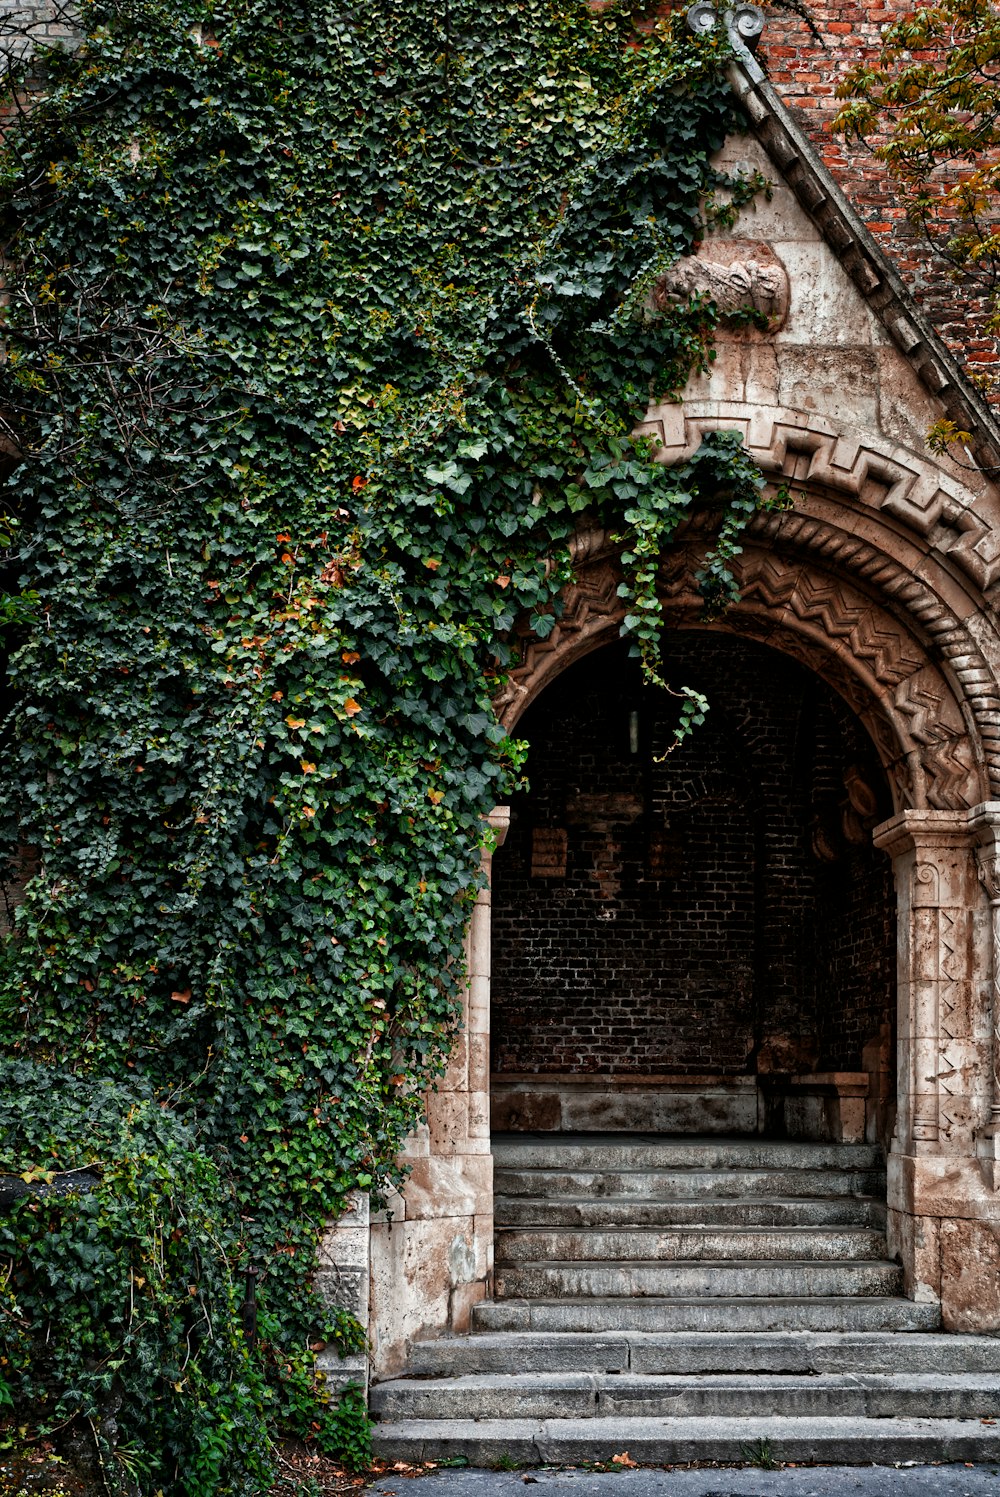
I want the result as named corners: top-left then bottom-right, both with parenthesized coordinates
top-left (500, 516), bottom-right (986, 815)
top-left (651, 240), bottom-right (789, 333)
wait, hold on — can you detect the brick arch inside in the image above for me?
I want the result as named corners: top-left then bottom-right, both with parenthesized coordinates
top-left (490, 630), bottom-right (897, 1143)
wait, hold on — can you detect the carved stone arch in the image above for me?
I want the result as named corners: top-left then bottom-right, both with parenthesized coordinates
top-left (638, 402), bottom-right (1000, 600)
top-left (498, 406), bottom-right (1000, 815)
top-left (637, 401), bottom-right (1000, 792)
top-left (750, 507), bottom-right (1000, 803)
top-left (497, 527), bottom-right (992, 816)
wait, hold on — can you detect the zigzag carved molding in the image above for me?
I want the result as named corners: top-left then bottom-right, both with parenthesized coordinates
top-left (752, 509), bottom-right (1000, 797)
top-left (499, 517), bottom-right (994, 810)
top-left (635, 404), bottom-right (1000, 593)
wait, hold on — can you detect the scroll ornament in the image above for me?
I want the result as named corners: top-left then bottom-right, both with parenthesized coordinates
top-left (686, 3), bottom-right (766, 51)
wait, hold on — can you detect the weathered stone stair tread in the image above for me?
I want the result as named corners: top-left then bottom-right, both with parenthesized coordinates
top-left (494, 1258), bottom-right (903, 1299)
top-left (494, 1167), bottom-right (886, 1199)
top-left (495, 1226), bottom-right (888, 1262)
top-left (492, 1133), bottom-right (883, 1170)
top-left (407, 1330), bottom-right (999, 1377)
top-left (371, 1370), bottom-right (1000, 1421)
top-left (495, 1195), bottom-right (886, 1228)
top-left (473, 1296), bottom-right (940, 1332)
top-left (372, 1415), bottom-right (1000, 1465)
top-left (377, 1134), bottom-right (950, 1463)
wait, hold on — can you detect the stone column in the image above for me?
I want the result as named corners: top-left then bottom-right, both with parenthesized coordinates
top-left (970, 805), bottom-right (1000, 1188)
top-left (873, 807), bottom-right (1000, 1329)
top-left (365, 807), bottom-right (509, 1378)
top-left (873, 811), bottom-right (979, 1161)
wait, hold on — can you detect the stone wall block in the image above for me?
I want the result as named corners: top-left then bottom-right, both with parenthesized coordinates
top-left (316, 1348), bottom-right (369, 1398)
top-left (424, 1089), bottom-right (473, 1154)
top-left (891, 1208), bottom-right (941, 1305)
top-left (400, 1153), bottom-right (493, 1220)
top-left (940, 1218), bottom-right (1000, 1332)
top-left (438, 1031), bottom-right (469, 1094)
top-left (467, 1031), bottom-right (490, 1100)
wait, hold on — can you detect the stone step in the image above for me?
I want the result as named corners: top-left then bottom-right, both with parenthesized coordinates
top-left (406, 1329), bottom-right (1000, 1378)
top-left (495, 1226), bottom-right (888, 1264)
top-left (494, 1166), bottom-right (886, 1201)
top-left (491, 1133), bottom-right (882, 1172)
top-left (495, 1194), bottom-right (886, 1229)
top-left (370, 1371), bottom-right (1000, 1422)
top-left (494, 1258), bottom-right (903, 1301)
top-left (473, 1296), bottom-right (939, 1334)
top-left (371, 1414), bottom-right (1000, 1466)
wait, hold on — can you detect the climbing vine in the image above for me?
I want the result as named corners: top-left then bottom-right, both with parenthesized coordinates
top-left (0, 0), bottom-right (771, 1490)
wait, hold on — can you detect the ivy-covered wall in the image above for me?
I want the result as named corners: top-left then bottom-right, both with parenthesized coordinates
top-left (0, 1), bottom-right (776, 1489)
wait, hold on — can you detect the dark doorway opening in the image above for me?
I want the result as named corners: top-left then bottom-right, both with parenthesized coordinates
top-left (491, 633), bottom-right (896, 1143)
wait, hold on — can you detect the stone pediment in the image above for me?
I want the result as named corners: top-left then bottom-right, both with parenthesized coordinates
top-left (717, 52), bottom-right (1000, 478)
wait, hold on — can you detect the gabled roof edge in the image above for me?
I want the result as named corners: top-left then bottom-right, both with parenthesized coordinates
top-left (726, 57), bottom-right (1000, 476)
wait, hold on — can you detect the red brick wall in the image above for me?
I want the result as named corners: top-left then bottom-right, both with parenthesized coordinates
top-left (759, 3), bottom-right (1000, 391)
top-left (621, 2), bottom-right (1000, 393)
top-left (491, 634), bottom-right (895, 1078)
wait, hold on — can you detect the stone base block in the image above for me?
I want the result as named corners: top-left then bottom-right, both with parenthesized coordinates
top-left (491, 1072), bottom-right (870, 1141)
top-left (888, 1149), bottom-right (1000, 1332)
top-left (491, 1074), bottom-right (758, 1135)
top-left (369, 1211), bottom-right (492, 1379)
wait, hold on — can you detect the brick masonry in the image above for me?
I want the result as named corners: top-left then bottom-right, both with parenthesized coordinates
top-left (627, 1), bottom-right (1000, 394)
top-left (491, 633), bottom-right (895, 1078)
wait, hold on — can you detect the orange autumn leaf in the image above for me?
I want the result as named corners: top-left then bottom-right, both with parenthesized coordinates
top-left (286, 716), bottom-right (307, 729)
top-left (427, 788), bottom-right (444, 804)
top-left (342, 650), bottom-right (360, 664)
top-left (351, 475), bottom-right (367, 490)
top-left (343, 698), bottom-right (362, 717)
top-left (495, 574), bottom-right (511, 588)
top-left (171, 989), bottom-right (192, 1004)
top-left (301, 761), bottom-right (317, 774)
top-left (611, 1453), bottom-right (637, 1468)
top-left (423, 557), bottom-right (440, 570)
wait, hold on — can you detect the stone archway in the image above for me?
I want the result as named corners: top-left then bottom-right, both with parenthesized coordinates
top-left (360, 416), bottom-right (1000, 1379)
top-left (490, 460), bottom-right (1000, 1331)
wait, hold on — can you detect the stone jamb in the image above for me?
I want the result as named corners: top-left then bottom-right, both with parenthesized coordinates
top-left (360, 808), bottom-right (509, 1379)
top-left (873, 805), bottom-right (1000, 1327)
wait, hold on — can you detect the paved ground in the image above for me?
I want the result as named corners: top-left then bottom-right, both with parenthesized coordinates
top-left (371, 1466), bottom-right (1000, 1497)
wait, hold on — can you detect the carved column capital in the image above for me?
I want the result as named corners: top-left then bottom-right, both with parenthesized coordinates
top-left (978, 845), bottom-right (1000, 905)
top-left (485, 805), bottom-right (510, 850)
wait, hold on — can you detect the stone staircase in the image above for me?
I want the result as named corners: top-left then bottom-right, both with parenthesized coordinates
top-left (371, 1134), bottom-right (1000, 1465)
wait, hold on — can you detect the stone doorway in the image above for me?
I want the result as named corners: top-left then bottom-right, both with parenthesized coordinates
top-left (490, 634), bottom-right (896, 1149)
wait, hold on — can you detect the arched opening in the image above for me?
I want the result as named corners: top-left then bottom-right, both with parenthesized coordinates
top-left (491, 632), bottom-right (896, 1144)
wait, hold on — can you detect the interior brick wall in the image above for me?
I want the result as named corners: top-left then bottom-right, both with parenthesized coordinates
top-left (491, 633), bottom-right (895, 1077)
